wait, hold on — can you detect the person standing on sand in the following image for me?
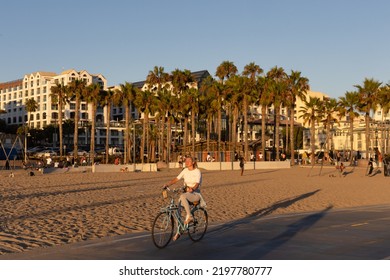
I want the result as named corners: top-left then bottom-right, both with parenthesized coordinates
top-left (163, 156), bottom-right (203, 241)
top-left (177, 153), bottom-right (183, 168)
top-left (239, 155), bottom-right (246, 176)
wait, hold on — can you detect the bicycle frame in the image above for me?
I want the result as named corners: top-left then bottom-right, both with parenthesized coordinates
top-left (160, 189), bottom-right (197, 235)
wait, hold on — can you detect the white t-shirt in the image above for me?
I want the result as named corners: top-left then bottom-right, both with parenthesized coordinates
top-left (176, 168), bottom-right (202, 192)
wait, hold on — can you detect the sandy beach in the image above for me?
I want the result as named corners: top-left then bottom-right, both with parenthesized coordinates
top-left (0, 164), bottom-right (389, 256)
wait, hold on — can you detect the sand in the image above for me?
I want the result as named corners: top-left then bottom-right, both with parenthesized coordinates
top-left (0, 164), bottom-right (389, 255)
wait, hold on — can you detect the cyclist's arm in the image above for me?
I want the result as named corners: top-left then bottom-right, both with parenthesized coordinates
top-left (164, 177), bottom-right (179, 187)
top-left (187, 182), bottom-right (199, 193)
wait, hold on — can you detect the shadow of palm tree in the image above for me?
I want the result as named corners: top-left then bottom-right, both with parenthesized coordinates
top-left (248, 205), bottom-right (333, 259)
top-left (208, 189), bottom-right (322, 235)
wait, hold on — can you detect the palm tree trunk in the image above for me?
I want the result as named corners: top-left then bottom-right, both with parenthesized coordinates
top-left (59, 99), bottom-right (63, 158)
top-left (350, 117), bottom-right (354, 165)
top-left (325, 123), bottom-right (331, 163)
top-left (90, 104), bottom-right (96, 165)
top-left (285, 111), bottom-right (289, 155)
top-left (232, 106), bottom-right (238, 154)
top-left (365, 112), bottom-right (370, 159)
top-left (310, 121), bottom-right (316, 164)
top-left (243, 97), bottom-right (249, 160)
top-left (167, 115), bottom-right (171, 164)
top-left (192, 110), bottom-right (195, 157)
top-left (74, 97), bottom-right (80, 159)
top-left (141, 118), bottom-right (146, 164)
top-left (218, 105), bottom-right (222, 161)
top-left (290, 107), bottom-right (295, 166)
top-left (105, 103), bottom-right (111, 164)
top-left (183, 117), bottom-right (188, 155)
top-left (275, 106), bottom-right (281, 161)
top-left (261, 106), bottom-right (267, 161)
top-left (207, 114), bottom-right (211, 153)
top-left (124, 105), bottom-right (130, 164)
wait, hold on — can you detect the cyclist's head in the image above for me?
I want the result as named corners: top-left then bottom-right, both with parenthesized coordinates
top-left (184, 156), bottom-right (197, 168)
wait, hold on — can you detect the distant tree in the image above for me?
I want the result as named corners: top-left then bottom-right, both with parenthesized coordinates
top-left (299, 96), bottom-right (323, 164)
top-left (355, 78), bottom-right (381, 159)
top-left (51, 82), bottom-right (68, 157)
top-left (338, 91), bottom-right (360, 164)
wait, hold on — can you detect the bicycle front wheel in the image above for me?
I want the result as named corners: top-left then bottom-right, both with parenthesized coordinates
top-left (152, 212), bottom-right (174, 248)
top-left (188, 208), bottom-right (208, 242)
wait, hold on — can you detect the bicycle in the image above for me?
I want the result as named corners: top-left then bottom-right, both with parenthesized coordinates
top-left (151, 186), bottom-right (208, 248)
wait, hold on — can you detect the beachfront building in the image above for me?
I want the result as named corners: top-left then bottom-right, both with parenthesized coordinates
top-left (0, 69), bottom-right (112, 148)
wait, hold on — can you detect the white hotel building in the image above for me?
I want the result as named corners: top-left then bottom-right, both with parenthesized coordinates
top-left (0, 69), bottom-right (121, 147)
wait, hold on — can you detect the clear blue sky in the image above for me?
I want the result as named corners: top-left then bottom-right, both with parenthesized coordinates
top-left (1, 0), bottom-right (390, 99)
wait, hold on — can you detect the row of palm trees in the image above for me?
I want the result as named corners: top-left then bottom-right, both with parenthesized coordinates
top-left (300, 78), bottom-right (390, 164)
top-left (23, 62), bottom-right (390, 166)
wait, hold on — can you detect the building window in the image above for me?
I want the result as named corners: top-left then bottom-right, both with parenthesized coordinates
top-left (43, 112), bottom-right (46, 119)
top-left (52, 112), bottom-right (58, 119)
top-left (70, 103), bottom-right (76, 110)
top-left (43, 86), bottom-right (47, 93)
top-left (81, 104), bottom-right (87, 110)
top-left (43, 95), bottom-right (47, 102)
top-left (36, 113), bottom-right (40, 120)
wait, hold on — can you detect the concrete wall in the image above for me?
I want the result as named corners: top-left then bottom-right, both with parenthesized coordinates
top-left (92, 163), bottom-right (157, 173)
top-left (92, 161), bottom-right (290, 173)
top-left (170, 161), bottom-right (290, 170)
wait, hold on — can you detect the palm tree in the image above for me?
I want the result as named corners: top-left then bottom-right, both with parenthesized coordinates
top-left (355, 78), bottom-right (381, 159)
top-left (338, 91), bottom-right (360, 164)
top-left (321, 97), bottom-right (339, 162)
top-left (242, 63), bottom-right (263, 160)
top-left (50, 82), bottom-right (68, 158)
top-left (114, 82), bottom-right (138, 164)
top-left (171, 69), bottom-right (195, 155)
top-left (188, 88), bottom-right (200, 156)
top-left (134, 89), bottom-right (156, 163)
top-left (68, 79), bottom-right (87, 159)
top-left (24, 98), bottom-right (38, 162)
top-left (199, 76), bottom-right (219, 154)
top-left (101, 89), bottom-right (114, 164)
top-left (146, 66), bottom-right (170, 162)
top-left (215, 61), bottom-right (237, 160)
top-left (84, 83), bottom-right (103, 165)
top-left (299, 96), bottom-right (323, 164)
top-left (267, 66), bottom-right (288, 161)
top-left (377, 85), bottom-right (390, 153)
top-left (287, 71), bottom-right (309, 165)
top-left (257, 75), bottom-right (273, 161)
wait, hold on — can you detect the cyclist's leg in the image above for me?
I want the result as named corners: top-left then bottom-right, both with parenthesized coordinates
top-left (179, 193), bottom-right (200, 221)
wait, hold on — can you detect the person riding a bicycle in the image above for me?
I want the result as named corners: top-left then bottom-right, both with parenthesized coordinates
top-left (163, 156), bottom-right (202, 227)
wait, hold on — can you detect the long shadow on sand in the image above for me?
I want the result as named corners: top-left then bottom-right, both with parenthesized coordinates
top-left (208, 189), bottom-right (322, 236)
top-left (203, 189), bottom-right (334, 259)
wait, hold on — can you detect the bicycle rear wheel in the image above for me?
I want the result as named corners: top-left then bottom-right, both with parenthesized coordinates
top-left (152, 212), bottom-right (174, 248)
top-left (188, 208), bottom-right (208, 242)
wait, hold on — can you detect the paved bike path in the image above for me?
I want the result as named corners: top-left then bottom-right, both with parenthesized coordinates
top-left (2, 204), bottom-right (390, 260)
